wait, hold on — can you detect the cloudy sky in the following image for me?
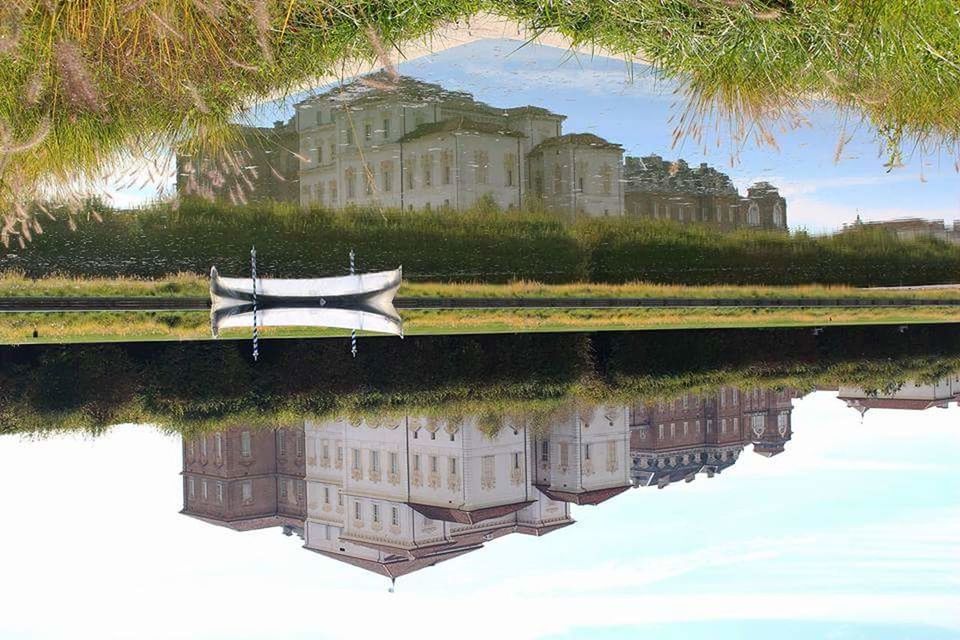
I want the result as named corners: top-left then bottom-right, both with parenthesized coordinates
top-left (0, 389), bottom-right (957, 639)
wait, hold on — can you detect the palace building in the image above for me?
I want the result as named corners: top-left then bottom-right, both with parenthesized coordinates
top-left (294, 73), bottom-right (624, 218)
top-left (623, 155), bottom-right (788, 231)
top-left (628, 386), bottom-right (800, 489)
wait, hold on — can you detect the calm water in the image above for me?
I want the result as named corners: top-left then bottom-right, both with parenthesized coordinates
top-left (1, 328), bottom-right (958, 639)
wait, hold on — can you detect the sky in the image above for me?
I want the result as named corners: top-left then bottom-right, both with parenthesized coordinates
top-left (108, 37), bottom-right (960, 233)
top-left (0, 390), bottom-right (958, 640)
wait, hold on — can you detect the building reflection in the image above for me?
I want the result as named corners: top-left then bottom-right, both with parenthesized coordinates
top-left (179, 385), bottom-right (802, 579)
top-left (837, 374), bottom-right (960, 414)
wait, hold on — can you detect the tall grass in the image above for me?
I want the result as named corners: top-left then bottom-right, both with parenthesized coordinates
top-left (2, 1), bottom-right (959, 245)
top-left (6, 200), bottom-right (959, 286)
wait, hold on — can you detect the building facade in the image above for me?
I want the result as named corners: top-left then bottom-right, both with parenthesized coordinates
top-left (294, 73), bottom-right (624, 218)
top-left (840, 216), bottom-right (960, 244)
top-left (623, 155), bottom-right (788, 231)
top-left (628, 385), bottom-right (800, 489)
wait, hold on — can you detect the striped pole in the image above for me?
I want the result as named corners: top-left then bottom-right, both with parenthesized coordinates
top-left (349, 249), bottom-right (357, 358)
top-left (251, 246), bottom-right (259, 362)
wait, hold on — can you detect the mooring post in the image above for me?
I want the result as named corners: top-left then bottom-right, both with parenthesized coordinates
top-left (251, 246), bottom-right (259, 361)
top-left (349, 249), bottom-right (357, 358)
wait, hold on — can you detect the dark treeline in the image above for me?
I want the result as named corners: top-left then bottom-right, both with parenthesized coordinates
top-left (3, 324), bottom-right (960, 435)
top-left (3, 201), bottom-right (959, 286)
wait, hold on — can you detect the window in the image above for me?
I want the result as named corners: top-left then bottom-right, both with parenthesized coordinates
top-left (202, 480), bottom-right (208, 500)
top-left (188, 476), bottom-right (195, 498)
top-left (481, 455), bottom-right (495, 486)
top-left (441, 150), bottom-right (452, 185)
top-left (391, 507), bottom-right (399, 526)
top-left (279, 480), bottom-right (288, 498)
top-left (449, 458), bottom-right (458, 475)
top-left (329, 142), bottom-right (336, 161)
top-left (345, 127), bottom-right (353, 145)
top-left (600, 164), bottom-right (612, 195)
top-left (412, 430), bottom-right (418, 440)
top-left (404, 157), bottom-right (415, 190)
top-left (559, 443), bottom-right (569, 468)
top-left (382, 161), bottom-right (393, 192)
top-left (317, 143), bottom-right (323, 165)
top-left (449, 432), bottom-right (455, 442)
top-left (296, 481), bottom-right (304, 503)
top-left (716, 203), bottom-right (722, 222)
top-left (721, 418), bottom-right (727, 433)
top-left (345, 168), bottom-right (356, 199)
top-left (329, 180), bottom-right (337, 203)
top-left (188, 440), bottom-right (195, 457)
top-left (241, 480), bottom-right (252, 503)
top-left (354, 502), bottom-right (362, 520)
top-left (336, 446), bottom-right (343, 466)
top-left (773, 202), bottom-right (784, 228)
top-left (322, 443), bottom-right (330, 463)
top-left (578, 177), bottom-right (584, 192)
top-left (364, 122), bottom-right (372, 141)
top-left (296, 436), bottom-right (303, 457)
top-left (513, 452), bottom-right (521, 469)
top-left (430, 455), bottom-right (438, 473)
top-left (370, 450), bottom-right (381, 473)
top-left (733, 389), bottom-right (739, 405)
top-left (351, 448), bottom-right (361, 470)
top-left (777, 412), bottom-right (789, 431)
top-left (389, 452), bottom-right (399, 474)
top-left (748, 202), bottom-right (760, 226)
top-left (324, 487), bottom-right (330, 504)
top-left (413, 454), bottom-right (421, 472)
top-left (278, 430), bottom-right (286, 456)
top-left (751, 414), bottom-right (765, 436)
top-left (200, 436), bottom-right (207, 458)
top-left (584, 444), bottom-right (591, 460)
top-left (683, 422), bottom-right (688, 436)
top-left (382, 118), bottom-right (391, 139)
top-left (658, 424), bottom-right (664, 439)
top-left (316, 181), bottom-right (325, 205)
top-left (216, 482), bottom-right (224, 504)
top-left (474, 150), bottom-right (489, 184)
top-left (337, 492), bottom-right (343, 507)
top-left (422, 154), bottom-right (432, 187)
top-left (505, 153), bottom-right (516, 187)
top-left (215, 433), bottom-right (222, 462)
top-left (553, 163), bottom-right (562, 193)
top-left (364, 167), bottom-right (373, 195)
top-left (670, 423), bottom-right (676, 438)
top-left (315, 110), bottom-right (322, 126)
top-left (540, 440), bottom-right (550, 462)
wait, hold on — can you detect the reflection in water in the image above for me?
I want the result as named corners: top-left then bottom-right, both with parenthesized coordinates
top-left (180, 384), bottom-right (806, 580)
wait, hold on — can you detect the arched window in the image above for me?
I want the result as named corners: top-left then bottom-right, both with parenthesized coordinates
top-left (748, 201), bottom-right (760, 226)
top-left (772, 202), bottom-right (784, 228)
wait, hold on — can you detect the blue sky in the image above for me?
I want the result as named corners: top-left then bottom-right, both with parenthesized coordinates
top-left (0, 390), bottom-right (957, 639)
top-left (246, 38), bottom-right (960, 233)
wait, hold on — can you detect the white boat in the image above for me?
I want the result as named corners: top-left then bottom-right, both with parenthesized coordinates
top-left (209, 266), bottom-right (403, 338)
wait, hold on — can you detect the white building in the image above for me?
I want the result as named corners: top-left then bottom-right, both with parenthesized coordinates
top-left (301, 405), bottom-right (632, 578)
top-left (295, 73), bottom-right (624, 217)
top-left (838, 375), bottom-right (960, 414)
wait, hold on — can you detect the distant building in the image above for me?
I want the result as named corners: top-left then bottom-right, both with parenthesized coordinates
top-left (838, 375), bottom-right (960, 415)
top-left (628, 386), bottom-right (800, 488)
top-left (176, 120), bottom-right (300, 205)
top-left (841, 216), bottom-right (960, 244)
top-left (294, 73), bottom-right (624, 217)
top-left (623, 155), bottom-right (788, 231)
top-left (181, 426), bottom-right (306, 533)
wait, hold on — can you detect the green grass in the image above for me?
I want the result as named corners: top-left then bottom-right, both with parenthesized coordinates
top-left (2, 2), bottom-right (959, 243)
top-left (5, 269), bottom-right (960, 300)
top-left (3, 305), bottom-right (958, 345)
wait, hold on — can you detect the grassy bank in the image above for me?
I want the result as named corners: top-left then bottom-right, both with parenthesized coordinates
top-left (3, 306), bottom-right (959, 346)
top-left (5, 270), bottom-right (960, 300)
top-left (5, 203), bottom-right (960, 286)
